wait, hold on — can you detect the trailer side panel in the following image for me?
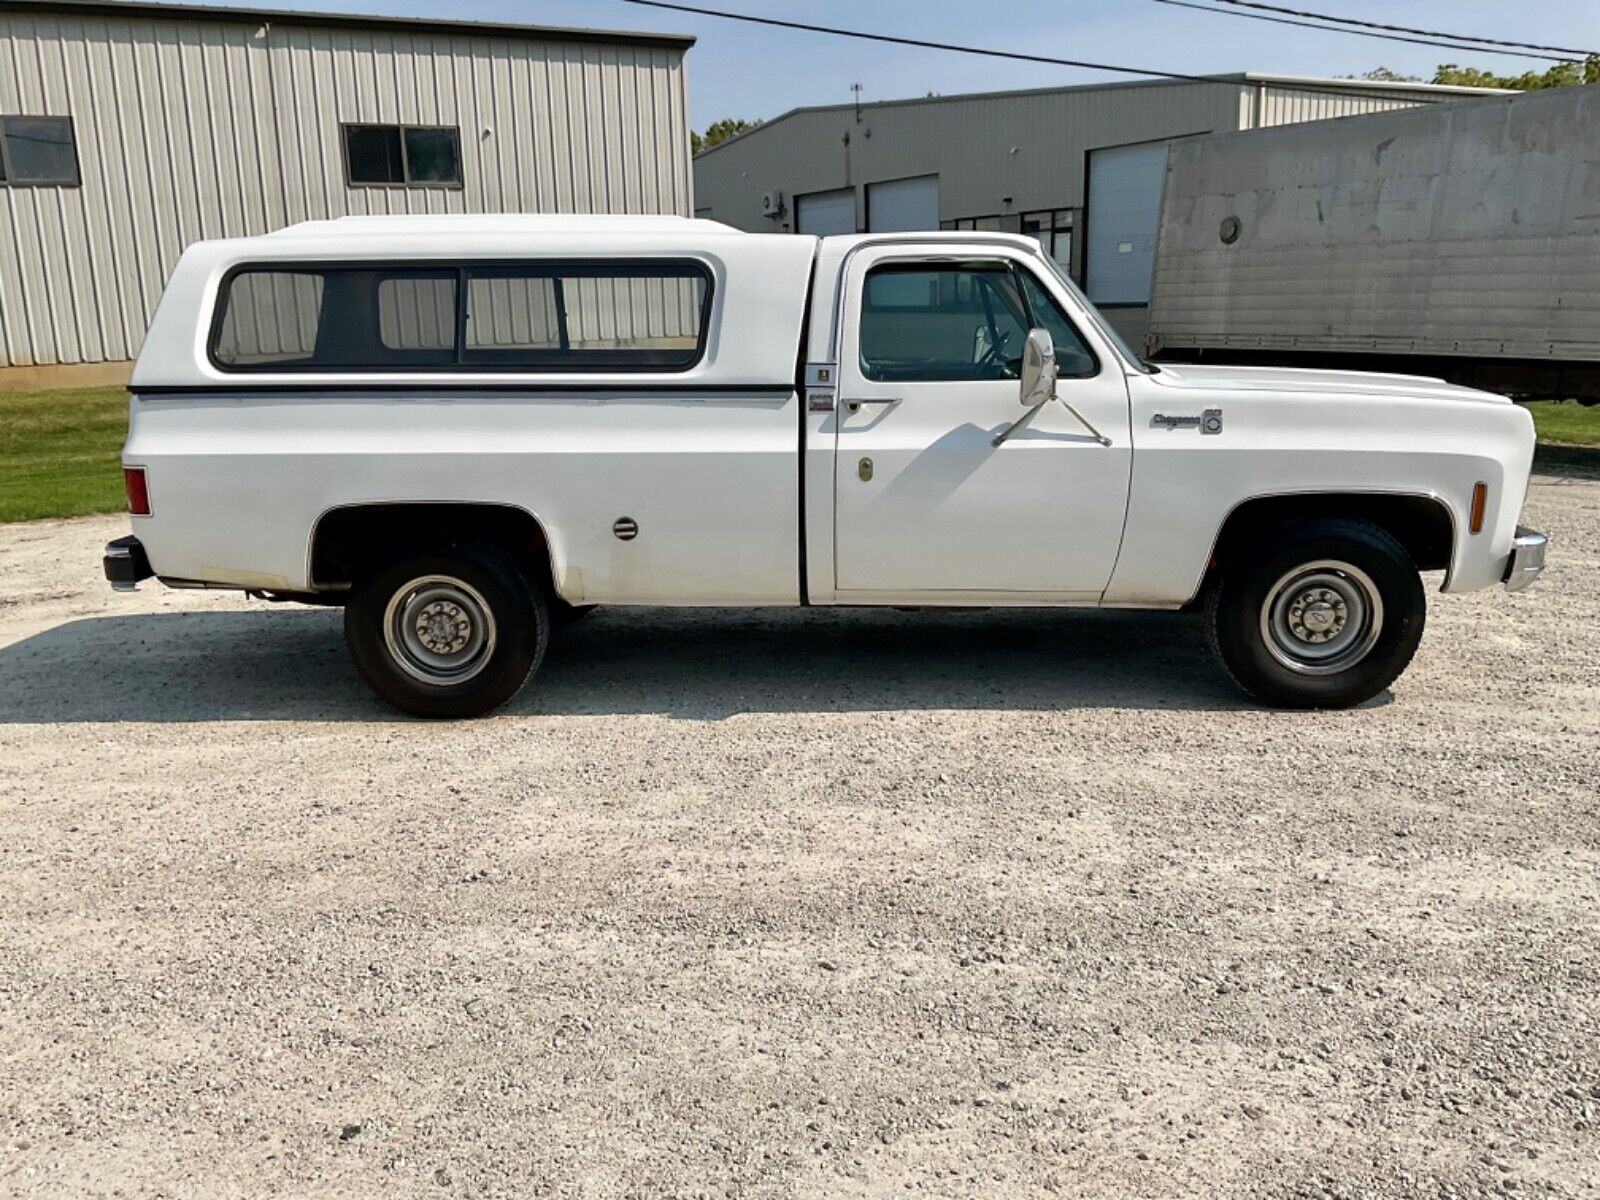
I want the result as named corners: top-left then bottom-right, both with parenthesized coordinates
top-left (1147, 86), bottom-right (1600, 368)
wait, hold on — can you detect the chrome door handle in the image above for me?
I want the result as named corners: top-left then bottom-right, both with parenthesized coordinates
top-left (844, 397), bottom-right (900, 413)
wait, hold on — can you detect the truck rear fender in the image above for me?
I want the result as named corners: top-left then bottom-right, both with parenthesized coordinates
top-left (308, 502), bottom-right (564, 600)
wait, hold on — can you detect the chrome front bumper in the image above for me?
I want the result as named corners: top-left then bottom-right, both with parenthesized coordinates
top-left (1503, 526), bottom-right (1547, 592)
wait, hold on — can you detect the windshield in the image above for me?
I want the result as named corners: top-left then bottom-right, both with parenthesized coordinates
top-left (1038, 254), bottom-right (1158, 374)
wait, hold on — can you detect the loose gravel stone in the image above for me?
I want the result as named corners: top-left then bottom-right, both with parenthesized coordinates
top-left (0, 468), bottom-right (1595, 1198)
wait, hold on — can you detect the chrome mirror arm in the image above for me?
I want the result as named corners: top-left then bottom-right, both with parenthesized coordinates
top-left (993, 391), bottom-right (1112, 447)
top-left (992, 403), bottom-right (1041, 447)
top-left (1057, 395), bottom-right (1113, 446)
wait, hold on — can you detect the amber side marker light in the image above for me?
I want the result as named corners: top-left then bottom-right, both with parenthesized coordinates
top-left (124, 467), bottom-right (152, 516)
top-left (1469, 481), bottom-right (1488, 534)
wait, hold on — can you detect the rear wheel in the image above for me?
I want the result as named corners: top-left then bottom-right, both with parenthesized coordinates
top-left (1206, 518), bottom-right (1425, 709)
top-left (345, 540), bottom-right (548, 718)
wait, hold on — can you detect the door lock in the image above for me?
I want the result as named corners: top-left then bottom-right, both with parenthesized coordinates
top-left (857, 457), bottom-right (874, 482)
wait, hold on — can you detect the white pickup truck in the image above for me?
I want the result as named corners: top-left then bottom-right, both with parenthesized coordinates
top-left (106, 215), bottom-right (1545, 717)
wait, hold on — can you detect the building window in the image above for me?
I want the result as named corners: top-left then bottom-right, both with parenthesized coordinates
top-left (0, 116), bottom-right (81, 187)
top-left (942, 208), bottom-right (1076, 274)
top-left (1021, 209), bottom-right (1075, 274)
top-left (210, 261), bottom-right (712, 374)
top-left (342, 124), bottom-right (462, 188)
top-left (941, 214), bottom-right (1022, 234)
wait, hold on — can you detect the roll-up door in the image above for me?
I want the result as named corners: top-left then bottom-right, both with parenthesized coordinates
top-left (796, 187), bottom-right (857, 235)
top-left (866, 175), bottom-right (939, 232)
top-left (1085, 141), bottom-right (1169, 305)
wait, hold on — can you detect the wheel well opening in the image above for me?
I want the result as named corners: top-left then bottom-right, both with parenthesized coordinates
top-left (310, 503), bottom-right (556, 594)
top-left (1204, 493), bottom-right (1455, 592)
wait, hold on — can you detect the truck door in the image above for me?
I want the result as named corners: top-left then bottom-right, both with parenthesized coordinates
top-left (832, 247), bottom-right (1133, 600)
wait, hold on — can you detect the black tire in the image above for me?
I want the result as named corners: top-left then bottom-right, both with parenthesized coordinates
top-left (1205, 518), bottom-right (1425, 709)
top-left (344, 539), bottom-right (548, 718)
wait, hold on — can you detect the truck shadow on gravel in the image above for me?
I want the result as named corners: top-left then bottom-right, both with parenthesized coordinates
top-left (0, 605), bottom-right (1262, 723)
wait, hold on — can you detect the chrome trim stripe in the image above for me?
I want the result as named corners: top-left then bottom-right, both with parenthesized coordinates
top-left (131, 384), bottom-right (796, 398)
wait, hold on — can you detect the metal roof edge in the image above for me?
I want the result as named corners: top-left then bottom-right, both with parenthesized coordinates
top-left (0, 0), bottom-right (696, 48)
top-left (691, 71), bottom-right (1512, 160)
top-left (1235, 71), bottom-right (1514, 95)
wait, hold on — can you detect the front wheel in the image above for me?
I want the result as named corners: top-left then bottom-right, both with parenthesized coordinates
top-left (345, 540), bottom-right (548, 718)
top-left (1206, 518), bottom-right (1426, 709)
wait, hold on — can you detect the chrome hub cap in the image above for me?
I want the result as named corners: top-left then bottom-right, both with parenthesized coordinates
top-left (416, 601), bottom-right (472, 655)
top-left (383, 575), bottom-right (496, 685)
top-left (1288, 590), bottom-right (1347, 643)
top-left (1260, 560), bottom-right (1383, 676)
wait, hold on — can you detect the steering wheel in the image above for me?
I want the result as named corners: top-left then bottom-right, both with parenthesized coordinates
top-left (976, 327), bottom-right (1012, 370)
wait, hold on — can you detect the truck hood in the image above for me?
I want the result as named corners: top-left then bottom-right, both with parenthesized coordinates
top-left (1146, 362), bottom-right (1512, 406)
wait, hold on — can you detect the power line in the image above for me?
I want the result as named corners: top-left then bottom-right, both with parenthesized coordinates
top-left (1152, 0), bottom-right (1576, 63)
top-left (1212, 0), bottom-right (1599, 60)
top-left (621, 0), bottom-right (1220, 83)
top-left (626, 0), bottom-right (1588, 88)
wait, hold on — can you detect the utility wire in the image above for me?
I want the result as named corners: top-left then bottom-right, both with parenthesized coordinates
top-left (1152, 0), bottom-right (1575, 63)
top-left (622, 0), bottom-right (1221, 83)
top-left (627, 0), bottom-right (1586, 84)
top-left (1212, 0), bottom-right (1599, 60)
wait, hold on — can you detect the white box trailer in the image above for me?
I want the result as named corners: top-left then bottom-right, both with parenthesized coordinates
top-left (1146, 85), bottom-right (1600, 402)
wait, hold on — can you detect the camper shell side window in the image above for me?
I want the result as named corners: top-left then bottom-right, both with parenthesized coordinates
top-left (208, 260), bottom-right (714, 374)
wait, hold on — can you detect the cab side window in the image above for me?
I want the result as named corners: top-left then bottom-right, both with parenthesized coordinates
top-left (860, 265), bottom-right (1027, 383)
top-left (858, 262), bottom-right (1096, 383)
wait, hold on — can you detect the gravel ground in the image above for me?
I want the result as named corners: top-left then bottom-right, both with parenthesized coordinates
top-left (1, 470), bottom-right (1597, 1200)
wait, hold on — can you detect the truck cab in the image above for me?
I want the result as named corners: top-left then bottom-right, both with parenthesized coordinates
top-left (108, 215), bottom-right (1545, 716)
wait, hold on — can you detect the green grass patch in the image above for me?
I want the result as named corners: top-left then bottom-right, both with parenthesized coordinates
top-left (0, 387), bottom-right (128, 523)
top-left (0, 387), bottom-right (1594, 525)
top-left (1524, 400), bottom-right (1600, 448)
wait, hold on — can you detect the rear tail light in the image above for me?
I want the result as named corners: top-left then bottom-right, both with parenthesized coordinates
top-left (124, 467), bottom-right (151, 516)
top-left (1469, 481), bottom-right (1488, 534)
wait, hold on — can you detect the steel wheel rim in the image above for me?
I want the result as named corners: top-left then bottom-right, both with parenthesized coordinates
top-left (383, 575), bottom-right (497, 686)
top-left (1259, 559), bottom-right (1384, 676)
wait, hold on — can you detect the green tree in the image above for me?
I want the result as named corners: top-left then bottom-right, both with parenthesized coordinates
top-left (691, 117), bottom-right (759, 155)
top-left (1359, 66), bottom-right (1421, 82)
top-left (1430, 57), bottom-right (1599, 90)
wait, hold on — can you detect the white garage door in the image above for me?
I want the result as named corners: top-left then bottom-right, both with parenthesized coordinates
top-left (796, 187), bottom-right (856, 235)
top-left (866, 175), bottom-right (939, 232)
top-left (1086, 141), bottom-right (1169, 305)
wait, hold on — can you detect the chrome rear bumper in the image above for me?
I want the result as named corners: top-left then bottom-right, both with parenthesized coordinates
top-left (1503, 527), bottom-right (1547, 592)
top-left (104, 535), bottom-right (154, 592)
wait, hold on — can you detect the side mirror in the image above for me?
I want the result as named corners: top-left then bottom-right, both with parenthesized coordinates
top-left (994, 325), bottom-right (1112, 448)
top-left (1019, 327), bottom-right (1057, 408)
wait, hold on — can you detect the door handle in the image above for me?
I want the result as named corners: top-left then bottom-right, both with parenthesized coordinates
top-left (844, 397), bottom-right (900, 414)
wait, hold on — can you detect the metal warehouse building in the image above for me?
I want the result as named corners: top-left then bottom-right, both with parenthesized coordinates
top-left (0, 0), bottom-right (695, 380)
top-left (692, 73), bottom-right (1497, 339)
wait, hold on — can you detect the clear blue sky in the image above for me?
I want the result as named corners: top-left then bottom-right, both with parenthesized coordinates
top-left (200, 0), bottom-right (1600, 128)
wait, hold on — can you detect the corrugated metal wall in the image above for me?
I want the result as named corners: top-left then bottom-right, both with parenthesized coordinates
top-left (1247, 82), bottom-right (1451, 127)
top-left (695, 80), bottom-right (1245, 235)
top-left (0, 7), bottom-right (692, 366)
top-left (692, 77), bottom-right (1481, 237)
